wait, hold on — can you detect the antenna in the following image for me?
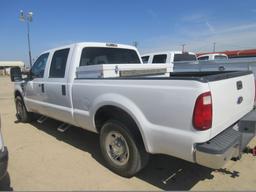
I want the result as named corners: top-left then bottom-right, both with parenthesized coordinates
top-left (213, 42), bottom-right (216, 52)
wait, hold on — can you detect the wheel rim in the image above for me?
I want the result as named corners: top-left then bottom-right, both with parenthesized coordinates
top-left (105, 131), bottom-right (130, 166)
top-left (16, 100), bottom-right (23, 118)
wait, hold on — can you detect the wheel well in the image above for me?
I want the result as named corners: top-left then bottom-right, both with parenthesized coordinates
top-left (15, 91), bottom-right (22, 99)
top-left (95, 105), bottom-right (145, 148)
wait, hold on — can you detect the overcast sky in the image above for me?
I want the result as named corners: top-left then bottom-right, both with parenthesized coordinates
top-left (1, 0), bottom-right (256, 65)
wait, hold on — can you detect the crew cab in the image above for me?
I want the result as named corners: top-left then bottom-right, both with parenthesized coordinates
top-left (0, 116), bottom-right (8, 181)
top-left (141, 51), bottom-right (197, 64)
top-left (11, 42), bottom-right (256, 177)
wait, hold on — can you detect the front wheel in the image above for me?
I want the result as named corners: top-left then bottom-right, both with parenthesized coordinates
top-left (15, 96), bottom-right (33, 123)
top-left (100, 120), bottom-right (148, 177)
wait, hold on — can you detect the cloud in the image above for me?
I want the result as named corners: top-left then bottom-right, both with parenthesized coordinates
top-left (180, 13), bottom-right (216, 36)
top-left (219, 23), bottom-right (256, 34)
top-left (139, 22), bottom-right (256, 54)
top-left (205, 22), bottom-right (215, 33)
top-left (147, 9), bottom-right (158, 20)
top-left (181, 13), bottom-right (206, 23)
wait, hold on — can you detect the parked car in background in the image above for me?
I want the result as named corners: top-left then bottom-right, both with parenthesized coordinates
top-left (141, 51), bottom-right (197, 64)
top-left (0, 116), bottom-right (8, 181)
top-left (197, 53), bottom-right (228, 61)
top-left (10, 42), bottom-right (256, 178)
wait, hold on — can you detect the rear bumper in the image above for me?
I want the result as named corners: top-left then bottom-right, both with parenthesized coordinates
top-left (195, 109), bottom-right (256, 169)
top-left (0, 147), bottom-right (8, 180)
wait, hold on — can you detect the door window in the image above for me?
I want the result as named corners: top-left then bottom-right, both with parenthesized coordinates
top-left (49, 48), bottom-right (70, 78)
top-left (141, 56), bottom-right (150, 63)
top-left (31, 53), bottom-right (49, 78)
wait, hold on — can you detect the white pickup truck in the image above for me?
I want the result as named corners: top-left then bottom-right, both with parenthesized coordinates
top-left (142, 51), bottom-right (256, 81)
top-left (197, 53), bottom-right (228, 61)
top-left (141, 51), bottom-right (197, 64)
top-left (10, 42), bottom-right (256, 177)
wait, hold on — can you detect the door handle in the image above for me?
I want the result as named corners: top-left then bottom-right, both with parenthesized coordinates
top-left (62, 85), bottom-right (66, 96)
top-left (39, 83), bottom-right (44, 93)
top-left (219, 66), bottom-right (225, 71)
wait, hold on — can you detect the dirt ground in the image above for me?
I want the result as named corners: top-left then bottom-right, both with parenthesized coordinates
top-left (0, 76), bottom-right (255, 191)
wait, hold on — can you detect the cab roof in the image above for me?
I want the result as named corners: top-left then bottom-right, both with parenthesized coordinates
top-left (41, 42), bottom-right (137, 54)
top-left (141, 51), bottom-right (196, 57)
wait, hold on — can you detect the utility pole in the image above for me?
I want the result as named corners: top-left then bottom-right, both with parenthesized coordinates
top-left (19, 10), bottom-right (33, 68)
top-left (181, 44), bottom-right (186, 52)
top-left (213, 42), bottom-right (216, 52)
top-left (132, 41), bottom-right (138, 48)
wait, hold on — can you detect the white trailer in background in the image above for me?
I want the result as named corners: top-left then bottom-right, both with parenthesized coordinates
top-left (0, 61), bottom-right (25, 75)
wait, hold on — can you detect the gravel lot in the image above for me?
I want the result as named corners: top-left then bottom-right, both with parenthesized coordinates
top-left (0, 76), bottom-right (255, 191)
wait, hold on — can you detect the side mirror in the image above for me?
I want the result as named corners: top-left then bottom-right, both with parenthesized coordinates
top-left (10, 67), bottom-right (22, 82)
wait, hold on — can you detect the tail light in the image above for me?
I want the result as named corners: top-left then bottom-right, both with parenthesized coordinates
top-left (193, 92), bottom-right (212, 130)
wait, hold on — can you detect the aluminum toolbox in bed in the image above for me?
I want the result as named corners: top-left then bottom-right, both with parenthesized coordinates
top-left (76, 64), bottom-right (172, 78)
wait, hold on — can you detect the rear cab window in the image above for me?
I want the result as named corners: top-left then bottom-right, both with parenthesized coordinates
top-left (214, 55), bottom-right (228, 60)
top-left (198, 56), bottom-right (209, 61)
top-left (80, 47), bottom-right (141, 66)
top-left (174, 53), bottom-right (197, 62)
top-left (49, 48), bottom-right (70, 78)
top-left (152, 54), bottom-right (167, 63)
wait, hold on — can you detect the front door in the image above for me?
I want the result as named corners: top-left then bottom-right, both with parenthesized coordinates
top-left (24, 52), bottom-right (49, 115)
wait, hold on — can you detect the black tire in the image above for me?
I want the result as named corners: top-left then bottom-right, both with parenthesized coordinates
top-left (15, 96), bottom-right (33, 123)
top-left (100, 119), bottom-right (149, 177)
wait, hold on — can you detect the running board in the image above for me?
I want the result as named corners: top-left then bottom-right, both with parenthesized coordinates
top-left (57, 123), bottom-right (71, 133)
top-left (37, 116), bottom-right (48, 124)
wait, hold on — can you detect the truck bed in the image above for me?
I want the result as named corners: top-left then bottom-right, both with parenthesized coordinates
top-left (168, 71), bottom-right (252, 82)
top-left (72, 70), bottom-right (255, 161)
top-left (76, 70), bottom-right (252, 83)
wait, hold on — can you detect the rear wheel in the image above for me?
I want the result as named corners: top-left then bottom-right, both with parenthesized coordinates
top-left (100, 119), bottom-right (148, 177)
top-left (15, 96), bottom-right (33, 123)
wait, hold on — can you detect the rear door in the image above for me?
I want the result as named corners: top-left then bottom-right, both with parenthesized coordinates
top-left (209, 72), bottom-right (255, 138)
top-left (43, 47), bottom-right (74, 124)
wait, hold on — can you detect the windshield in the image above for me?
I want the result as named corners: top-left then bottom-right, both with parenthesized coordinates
top-left (80, 47), bottom-right (141, 66)
top-left (174, 53), bottom-right (197, 62)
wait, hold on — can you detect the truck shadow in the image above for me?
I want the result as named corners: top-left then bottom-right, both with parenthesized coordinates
top-left (29, 119), bottom-right (237, 190)
top-left (0, 173), bottom-right (13, 191)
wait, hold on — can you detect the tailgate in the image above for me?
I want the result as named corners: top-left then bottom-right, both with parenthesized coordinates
top-left (209, 71), bottom-right (255, 138)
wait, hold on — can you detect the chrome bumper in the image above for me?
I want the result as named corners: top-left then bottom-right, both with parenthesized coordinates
top-left (195, 141), bottom-right (240, 169)
top-left (195, 109), bottom-right (256, 169)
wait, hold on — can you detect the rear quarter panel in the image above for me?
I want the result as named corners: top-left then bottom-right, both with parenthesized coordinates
top-left (72, 79), bottom-right (212, 162)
